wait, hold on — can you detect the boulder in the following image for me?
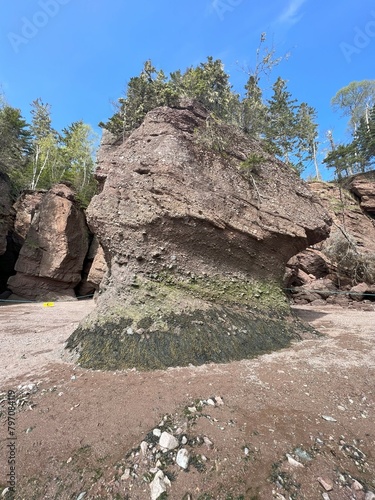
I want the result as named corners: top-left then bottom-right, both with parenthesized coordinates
top-left (8, 184), bottom-right (89, 300)
top-left (66, 102), bottom-right (331, 370)
top-left (295, 249), bottom-right (330, 278)
top-left (349, 282), bottom-right (375, 301)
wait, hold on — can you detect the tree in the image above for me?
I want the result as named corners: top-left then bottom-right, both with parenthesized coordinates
top-left (59, 121), bottom-right (97, 206)
top-left (323, 142), bottom-right (358, 177)
top-left (294, 103), bottom-right (320, 179)
top-left (355, 104), bottom-right (375, 169)
top-left (0, 102), bottom-right (31, 189)
top-left (171, 56), bottom-right (239, 122)
top-left (331, 80), bottom-right (375, 132)
top-left (241, 75), bottom-right (267, 138)
top-left (28, 100), bottom-right (97, 204)
top-left (100, 60), bottom-right (178, 137)
top-left (265, 77), bottom-right (298, 167)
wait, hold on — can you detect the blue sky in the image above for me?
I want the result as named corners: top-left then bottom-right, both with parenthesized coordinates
top-left (1, 0), bottom-right (375, 179)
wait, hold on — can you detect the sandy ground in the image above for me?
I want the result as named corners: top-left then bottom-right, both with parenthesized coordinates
top-left (0, 300), bottom-right (374, 499)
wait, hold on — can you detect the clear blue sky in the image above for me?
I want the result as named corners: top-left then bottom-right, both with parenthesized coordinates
top-left (1, 0), bottom-right (375, 179)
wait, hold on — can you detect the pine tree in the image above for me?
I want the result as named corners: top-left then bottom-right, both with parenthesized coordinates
top-left (294, 103), bottom-right (320, 178)
top-left (265, 77), bottom-right (298, 167)
top-left (241, 75), bottom-right (267, 138)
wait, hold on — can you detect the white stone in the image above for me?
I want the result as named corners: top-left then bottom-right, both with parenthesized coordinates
top-left (159, 431), bottom-right (179, 450)
top-left (365, 492), bottom-right (375, 500)
top-left (181, 436), bottom-right (188, 445)
top-left (321, 415), bottom-right (337, 422)
top-left (206, 398), bottom-right (216, 406)
top-left (150, 470), bottom-right (167, 500)
top-left (286, 454), bottom-right (304, 468)
top-left (152, 428), bottom-right (162, 438)
top-left (176, 448), bottom-right (190, 469)
top-left (140, 441), bottom-right (148, 456)
top-left (126, 327), bottom-right (133, 335)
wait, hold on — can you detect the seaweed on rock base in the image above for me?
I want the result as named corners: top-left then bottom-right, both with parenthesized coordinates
top-left (66, 276), bottom-right (310, 371)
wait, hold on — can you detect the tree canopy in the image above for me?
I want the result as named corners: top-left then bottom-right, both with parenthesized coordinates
top-left (100, 43), bottom-right (319, 176)
top-left (325, 81), bottom-right (375, 177)
top-left (0, 97), bottom-right (97, 206)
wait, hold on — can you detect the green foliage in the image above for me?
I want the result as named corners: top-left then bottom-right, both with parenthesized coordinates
top-left (324, 103), bottom-right (375, 177)
top-left (0, 102), bottom-right (31, 191)
top-left (241, 75), bottom-right (267, 138)
top-left (240, 153), bottom-right (265, 172)
top-left (59, 121), bottom-right (98, 207)
top-left (331, 80), bottom-right (375, 132)
top-left (99, 60), bottom-right (179, 137)
top-left (100, 47), bottom-right (318, 175)
top-left (323, 142), bottom-right (359, 177)
top-left (171, 56), bottom-right (240, 122)
top-left (0, 95), bottom-right (97, 204)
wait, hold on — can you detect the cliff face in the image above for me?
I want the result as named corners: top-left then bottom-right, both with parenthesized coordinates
top-left (66, 102), bottom-right (331, 370)
top-left (286, 177), bottom-right (375, 308)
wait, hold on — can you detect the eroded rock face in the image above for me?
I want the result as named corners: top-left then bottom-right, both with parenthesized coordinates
top-left (8, 184), bottom-right (89, 300)
top-left (75, 236), bottom-right (107, 297)
top-left (286, 179), bottom-right (375, 307)
top-left (348, 172), bottom-right (375, 214)
top-left (67, 102), bottom-right (331, 370)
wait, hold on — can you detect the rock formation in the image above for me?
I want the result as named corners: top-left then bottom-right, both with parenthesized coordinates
top-left (66, 101), bottom-right (331, 370)
top-left (347, 171), bottom-right (375, 215)
top-left (286, 178), bottom-right (375, 308)
top-left (12, 190), bottom-right (46, 247)
top-left (75, 236), bottom-right (107, 297)
top-left (8, 183), bottom-right (90, 300)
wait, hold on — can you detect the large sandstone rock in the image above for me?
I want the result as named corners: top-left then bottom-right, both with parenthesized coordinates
top-left (8, 184), bottom-right (89, 300)
top-left (66, 102), bottom-right (331, 370)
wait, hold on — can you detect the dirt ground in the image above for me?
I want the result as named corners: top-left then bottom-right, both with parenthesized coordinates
top-left (0, 300), bottom-right (374, 500)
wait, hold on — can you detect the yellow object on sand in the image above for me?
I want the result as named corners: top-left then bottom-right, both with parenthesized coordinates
top-left (43, 302), bottom-right (55, 307)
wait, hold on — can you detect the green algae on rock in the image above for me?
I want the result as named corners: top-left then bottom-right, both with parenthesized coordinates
top-left (66, 276), bottom-right (309, 371)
